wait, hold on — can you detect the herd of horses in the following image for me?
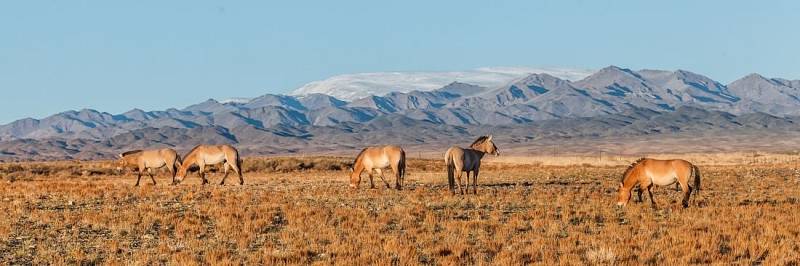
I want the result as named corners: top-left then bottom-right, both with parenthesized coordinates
top-left (118, 135), bottom-right (701, 208)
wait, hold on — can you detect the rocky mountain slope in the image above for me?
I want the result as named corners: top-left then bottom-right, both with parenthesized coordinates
top-left (1, 66), bottom-right (799, 160)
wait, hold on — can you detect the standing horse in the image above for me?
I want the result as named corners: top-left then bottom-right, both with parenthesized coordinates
top-left (444, 135), bottom-right (500, 195)
top-left (175, 144), bottom-right (244, 185)
top-left (616, 158), bottom-right (701, 208)
top-left (118, 148), bottom-right (182, 186)
top-left (350, 145), bottom-right (406, 190)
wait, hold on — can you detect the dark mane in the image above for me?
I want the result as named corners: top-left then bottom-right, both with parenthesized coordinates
top-left (470, 136), bottom-right (489, 147)
top-left (185, 145), bottom-right (203, 157)
top-left (120, 150), bottom-right (143, 157)
top-left (352, 148), bottom-right (369, 166)
top-left (621, 158), bottom-right (647, 182)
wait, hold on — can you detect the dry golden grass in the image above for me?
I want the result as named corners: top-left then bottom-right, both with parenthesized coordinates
top-left (0, 155), bottom-right (799, 264)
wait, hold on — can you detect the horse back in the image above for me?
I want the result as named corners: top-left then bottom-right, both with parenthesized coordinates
top-left (640, 158), bottom-right (693, 182)
top-left (444, 146), bottom-right (464, 164)
top-left (382, 145), bottom-right (404, 166)
top-left (359, 146), bottom-right (395, 169)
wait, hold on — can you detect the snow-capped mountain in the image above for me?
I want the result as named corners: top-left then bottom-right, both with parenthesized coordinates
top-left (3, 65), bottom-right (800, 160)
top-left (289, 67), bottom-right (594, 100)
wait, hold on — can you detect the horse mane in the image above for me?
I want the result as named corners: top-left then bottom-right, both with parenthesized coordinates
top-left (187, 145), bottom-right (203, 155)
top-left (352, 148), bottom-right (368, 167)
top-left (621, 158), bottom-right (647, 182)
top-left (470, 136), bottom-right (489, 147)
top-left (120, 150), bottom-right (143, 157)
top-left (182, 145), bottom-right (205, 160)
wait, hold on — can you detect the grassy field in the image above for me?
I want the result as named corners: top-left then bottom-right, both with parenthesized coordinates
top-left (0, 156), bottom-right (799, 264)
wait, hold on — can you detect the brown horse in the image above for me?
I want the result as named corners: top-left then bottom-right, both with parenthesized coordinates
top-left (175, 144), bottom-right (244, 185)
top-left (118, 148), bottom-right (182, 186)
top-left (617, 158), bottom-right (701, 208)
top-left (350, 145), bottom-right (406, 190)
top-left (444, 135), bottom-right (499, 195)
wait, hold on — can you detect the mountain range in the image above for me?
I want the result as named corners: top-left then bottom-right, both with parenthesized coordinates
top-left (2, 65), bottom-right (800, 160)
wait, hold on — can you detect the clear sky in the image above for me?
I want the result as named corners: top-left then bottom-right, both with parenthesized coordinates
top-left (1, 1), bottom-right (798, 124)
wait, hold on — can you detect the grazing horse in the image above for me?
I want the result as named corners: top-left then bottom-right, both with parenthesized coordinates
top-left (616, 158), bottom-right (701, 208)
top-left (118, 148), bottom-right (182, 186)
top-left (350, 145), bottom-right (406, 190)
top-left (175, 144), bottom-right (244, 185)
top-left (444, 135), bottom-right (500, 195)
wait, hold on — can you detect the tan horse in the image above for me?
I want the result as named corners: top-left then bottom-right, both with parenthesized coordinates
top-left (349, 145), bottom-right (406, 190)
top-left (444, 135), bottom-right (499, 195)
top-left (118, 148), bottom-right (182, 186)
top-left (617, 158), bottom-right (701, 208)
top-left (175, 144), bottom-right (244, 185)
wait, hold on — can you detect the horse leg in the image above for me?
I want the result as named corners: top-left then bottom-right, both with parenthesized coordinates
top-left (473, 169), bottom-right (479, 194)
top-left (635, 185), bottom-right (643, 203)
top-left (220, 163), bottom-right (231, 185)
top-left (390, 163), bottom-right (401, 190)
top-left (234, 160), bottom-right (244, 185)
top-left (135, 170), bottom-right (142, 187)
top-left (148, 168), bottom-right (157, 185)
top-left (679, 178), bottom-right (692, 208)
top-left (199, 164), bottom-right (208, 185)
top-left (368, 171), bottom-right (375, 189)
top-left (375, 169), bottom-right (391, 189)
top-left (464, 171), bottom-right (472, 194)
top-left (168, 163), bottom-right (177, 186)
top-left (646, 184), bottom-right (657, 209)
top-left (456, 171), bottom-right (464, 195)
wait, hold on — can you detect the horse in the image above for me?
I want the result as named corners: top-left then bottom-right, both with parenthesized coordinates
top-left (349, 145), bottom-right (406, 190)
top-left (175, 144), bottom-right (244, 185)
top-left (117, 148), bottom-right (182, 186)
top-left (444, 135), bottom-right (500, 195)
top-left (616, 158), bottom-right (701, 208)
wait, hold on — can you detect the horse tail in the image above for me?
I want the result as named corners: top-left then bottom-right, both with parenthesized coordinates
top-left (397, 149), bottom-right (406, 184)
top-left (399, 149), bottom-right (406, 181)
top-left (236, 149), bottom-right (243, 169)
top-left (445, 149), bottom-right (455, 190)
top-left (692, 164), bottom-right (701, 196)
top-left (234, 148), bottom-right (244, 175)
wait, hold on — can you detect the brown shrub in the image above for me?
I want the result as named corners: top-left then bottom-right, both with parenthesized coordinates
top-left (243, 157), bottom-right (351, 173)
top-left (1, 164), bottom-right (24, 174)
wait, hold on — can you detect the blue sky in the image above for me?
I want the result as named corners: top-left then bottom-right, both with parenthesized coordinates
top-left (1, 0), bottom-right (798, 124)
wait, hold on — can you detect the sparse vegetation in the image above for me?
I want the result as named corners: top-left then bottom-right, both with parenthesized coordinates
top-left (0, 155), bottom-right (798, 264)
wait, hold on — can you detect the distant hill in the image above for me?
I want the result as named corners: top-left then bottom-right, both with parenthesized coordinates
top-left (2, 66), bottom-right (800, 160)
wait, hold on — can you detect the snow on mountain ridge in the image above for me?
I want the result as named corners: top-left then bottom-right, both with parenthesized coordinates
top-left (219, 97), bottom-right (253, 104)
top-left (289, 67), bottom-right (594, 100)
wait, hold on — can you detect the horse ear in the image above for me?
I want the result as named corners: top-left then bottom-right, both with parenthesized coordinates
top-left (619, 182), bottom-right (624, 189)
top-left (487, 135), bottom-right (493, 141)
top-left (118, 154), bottom-right (123, 159)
